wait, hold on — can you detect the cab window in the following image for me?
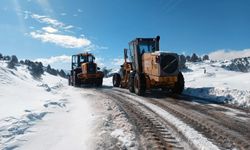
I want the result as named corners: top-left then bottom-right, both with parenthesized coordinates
top-left (138, 42), bottom-right (155, 54)
top-left (72, 55), bottom-right (78, 69)
top-left (88, 55), bottom-right (95, 62)
top-left (128, 43), bottom-right (134, 62)
top-left (80, 55), bottom-right (87, 63)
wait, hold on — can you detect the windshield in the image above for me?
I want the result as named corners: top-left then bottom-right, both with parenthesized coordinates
top-left (79, 55), bottom-right (95, 63)
top-left (88, 55), bottom-right (95, 62)
top-left (79, 55), bottom-right (88, 63)
top-left (138, 42), bottom-right (156, 54)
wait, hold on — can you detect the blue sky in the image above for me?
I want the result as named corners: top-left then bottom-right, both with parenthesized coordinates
top-left (0, 0), bottom-right (250, 69)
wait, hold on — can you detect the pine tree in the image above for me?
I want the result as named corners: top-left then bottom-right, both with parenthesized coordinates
top-left (186, 55), bottom-right (191, 62)
top-left (59, 69), bottom-right (67, 78)
top-left (179, 54), bottom-right (186, 69)
top-left (190, 53), bottom-right (199, 62)
top-left (7, 55), bottom-right (18, 69)
top-left (203, 55), bottom-right (209, 61)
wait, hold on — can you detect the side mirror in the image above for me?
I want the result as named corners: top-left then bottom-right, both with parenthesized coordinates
top-left (97, 67), bottom-right (100, 70)
top-left (124, 48), bottom-right (128, 59)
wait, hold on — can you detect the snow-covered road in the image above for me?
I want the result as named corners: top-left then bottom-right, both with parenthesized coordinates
top-left (101, 87), bottom-right (250, 149)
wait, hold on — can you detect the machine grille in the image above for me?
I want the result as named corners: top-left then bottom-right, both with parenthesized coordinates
top-left (160, 54), bottom-right (178, 74)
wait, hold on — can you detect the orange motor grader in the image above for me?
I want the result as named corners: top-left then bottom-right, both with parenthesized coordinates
top-left (68, 53), bottom-right (104, 87)
top-left (112, 36), bottom-right (184, 95)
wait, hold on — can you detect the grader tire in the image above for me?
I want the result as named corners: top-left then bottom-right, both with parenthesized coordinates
top-left (112, 73), bottom-right (121, 87)
top-left (68, 76), bottom-right (72, 86)
top-left (134, 73), bottom-right (146, 96)
top-left (96, 78), bottom-right (103, 87)
top-left (128, 73), bottom-right (135, 93)
top-left (172, 72), bottom-right (184, 94)
top-left (73, 71), bottom-right (81, 87)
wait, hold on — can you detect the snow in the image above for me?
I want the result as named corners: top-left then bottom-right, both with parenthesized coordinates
top-left (100, 99), bottom-right (138, 149)
top-left (0, 62), bottom-right (97, 150)
top-left (110, 129), bottom-right (136, 148)
top-left (16, 89), bottom-right (96, 150)
top-left (103, 77), bottom-right (113, 86)
top-left (183, 61), bottom-right (250, 108)
top-left (117, 92), bottom-right (220, 150)
top-left (1, 58), bottom-right (249, 149)
top-left (0, 61), bottom-right (138, 150)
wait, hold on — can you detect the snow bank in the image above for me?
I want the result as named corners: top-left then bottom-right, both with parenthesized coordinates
top-left (0, 62), bottom-right (93, 149)
top-left (17, 88), bottom-right (97, 150)
top-left (111, 129), bottom-right (136, 149)
top-left (100, 99), bottom-right (138, 150)
top-left (0, 111), bottom-right (49, 148)
top-left (103, 77), bottom-right (113, 86)
top-left (183, 61), bottom-right (250, 108)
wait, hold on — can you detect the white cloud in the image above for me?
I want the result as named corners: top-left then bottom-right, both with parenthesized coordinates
top-left (64, 25), bottom-right (74, 30)
top-left (29, 13), bottom-right (91, 48)
top-left (84, 44), bottom-right (109, 52)
top-left (31, 14), bottom-right (64, 27)
top-left (42, 26), bottom-right (58, 33)
top-left (35, 55), bottom-right (71, 65)
top-left (209, 49), bottom-right (250, 60)
top-left (29, 13), bottom-right (105, 51)
top-left (35, 55), bottom-right (105, 70)
top-left (30, 32), bottom-right (91, 48)
top-left (35, 55), bottom-right (71, 70)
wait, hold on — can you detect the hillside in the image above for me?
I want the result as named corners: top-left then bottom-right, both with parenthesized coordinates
top-left (183, 60), bottom-right (250, 108)
top-left (0, 61), bottom-right (96, 149)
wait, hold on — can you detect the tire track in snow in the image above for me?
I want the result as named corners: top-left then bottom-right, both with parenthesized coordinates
top-left (110, 90), bottom-right (220, 150)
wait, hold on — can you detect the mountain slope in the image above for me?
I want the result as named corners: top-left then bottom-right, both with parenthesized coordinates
top-left (183, 61), bottom-right (250, 108)
top-left (0, 61), bottom-right (97, 149)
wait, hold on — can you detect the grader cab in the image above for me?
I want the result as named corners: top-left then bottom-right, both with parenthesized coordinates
top-left (113, 36), bottom-right (184, 95)
top-left (68, 53), bottom-right (104, 87)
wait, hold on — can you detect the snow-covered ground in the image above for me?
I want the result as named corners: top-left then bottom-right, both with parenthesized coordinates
top-left (183, 61), bottom-right (250, 108)
top-left (1, 58), bottom-right (249, 149)
top-left (0, 61), bottom-right (138, 150)
top-left (0, 62), bottom-right (96, 150)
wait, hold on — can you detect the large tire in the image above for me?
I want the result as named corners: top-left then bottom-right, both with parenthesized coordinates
top-left (172, 72), bottom-right (185, 94)
top-left (134, 73), bottom-right (146, 96)
top-left (96, 78), bottom-right (103, 87)
top-left (128, 72), bottom-right (135, 93)
top-left (68, 76), bottom-right (71, 86)
top-left (113, 73), bottom-right (121, 87)
top-left (73, 71), bottom-right (81, 87)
